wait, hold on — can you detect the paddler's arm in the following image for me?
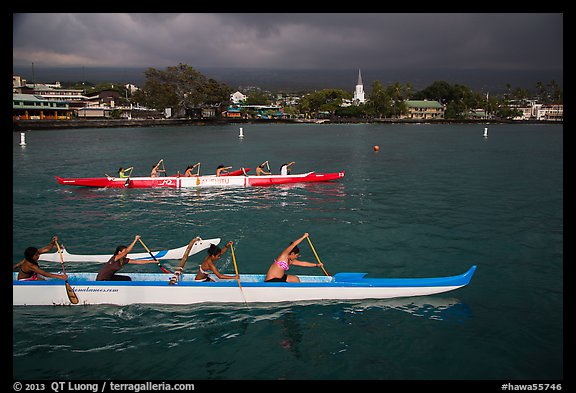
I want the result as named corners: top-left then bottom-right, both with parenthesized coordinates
top-left (281, 233), bottom-right (309, 256)
top-left (37, 236), bottom-right (58, 254)
top-left (13, 259), bottom-right (25, 271)
top-left (115, 235), bottom-right (140, 262)
top-left (28, 263), bottom-right (68, 281)
top-left (292, 260), bottom-right (322, 268)
top-left (218, 241), bottom-right (233, 257)
top-left (209, 260), bottom-right (239, 280)
top-left (213, 270), bottom-right (239, 280)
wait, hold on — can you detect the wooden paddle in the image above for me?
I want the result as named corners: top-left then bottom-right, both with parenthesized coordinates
top-left (55, 240), bottom-right (79, 304)
top-left (306, 236), bottom-right (330, 276)
top-left (169, 237), bottom-right (200, 285)
top-left (195, 162), bottom-right (202, 186)
top-left (138, 238), bottom-right (172, 274)
top-left (230, 242), bottom-right (248, 305)
top-left (158, 159), bottom-right (167, 177)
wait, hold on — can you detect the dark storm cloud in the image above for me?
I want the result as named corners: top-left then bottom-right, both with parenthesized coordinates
top-left (13, 13), bottom-right (563, 72)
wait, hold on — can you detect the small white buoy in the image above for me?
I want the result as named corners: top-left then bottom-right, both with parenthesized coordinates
top-left (239, 127), bottom-right (244, 139)
top-left (483, 127), bottom-right (488, 138)
top-left (19, 132), bottom-right (27, 146)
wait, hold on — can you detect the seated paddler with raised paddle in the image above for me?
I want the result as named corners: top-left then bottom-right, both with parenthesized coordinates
top-left (13, 236), bottom-right (68, 281)
top-left (264, 233), bottom-right (323, 283)
top-left (194, 241), bottom-right (239, 282)
top-left (96, 235), bottom-right (156, 281)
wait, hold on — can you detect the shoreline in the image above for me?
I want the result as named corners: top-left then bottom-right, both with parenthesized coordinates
top-left (12, 117), bottom-right (562, 130)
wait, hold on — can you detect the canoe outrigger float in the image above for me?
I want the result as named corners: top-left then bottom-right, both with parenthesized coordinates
top-left (37, 238), bottom-right (221, 263)
top-left (55, 170), bottom-right (345, 189)
top-left (13, 265), bottom-right (477, 306)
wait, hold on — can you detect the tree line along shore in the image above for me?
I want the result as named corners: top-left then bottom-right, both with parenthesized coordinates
top-left (13, 63), bottom-right (563, 130)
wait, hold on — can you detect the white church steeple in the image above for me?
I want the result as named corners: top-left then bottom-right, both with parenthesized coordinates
top-left (354, 69), bottom-right (365, 104)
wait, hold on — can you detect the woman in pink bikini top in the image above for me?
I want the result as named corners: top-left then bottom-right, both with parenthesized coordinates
top-left (264, 232), bottom-right (323, 283)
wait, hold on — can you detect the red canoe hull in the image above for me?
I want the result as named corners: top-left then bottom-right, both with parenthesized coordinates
top-left (56, 171), bottom-right (345, 189)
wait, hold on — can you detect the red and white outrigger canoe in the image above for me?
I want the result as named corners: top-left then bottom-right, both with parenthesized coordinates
top-left (56, 170), bottom-right (345, 189)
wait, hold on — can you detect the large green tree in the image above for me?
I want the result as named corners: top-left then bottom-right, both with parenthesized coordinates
top-left (297, 89), bottom-right (352, 117)
top-left (365, 81), bottom-right (392, 117)
top-left (132, 63), bottom-right (232, 115)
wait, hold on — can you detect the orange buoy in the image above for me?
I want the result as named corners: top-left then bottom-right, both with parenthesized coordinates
top-left (373, 145), bottom-right (380, 152)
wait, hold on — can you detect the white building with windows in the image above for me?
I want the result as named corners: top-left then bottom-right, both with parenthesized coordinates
top-left (230, 91), bottom-right (247, 104)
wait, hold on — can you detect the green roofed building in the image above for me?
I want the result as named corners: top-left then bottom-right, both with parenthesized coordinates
top-left (403, 100), bottom-right (444, 120)
top-left (13, 93), bottom-right (72, 120)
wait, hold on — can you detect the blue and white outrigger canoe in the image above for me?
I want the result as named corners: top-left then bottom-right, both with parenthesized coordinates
top-left (13, 265), bottom-right (477, 306)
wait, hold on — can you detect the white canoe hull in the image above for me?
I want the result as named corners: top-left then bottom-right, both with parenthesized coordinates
top-left (13, 282), bottom-right (464, 306)
top-left (13, 266), bottom-right (476, 306)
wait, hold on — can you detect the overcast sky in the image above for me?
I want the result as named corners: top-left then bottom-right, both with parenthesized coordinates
top-left (13, 13), bottom-right (563, 72)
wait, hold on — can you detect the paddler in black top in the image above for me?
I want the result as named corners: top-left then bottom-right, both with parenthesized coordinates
top-left (96, 235), bottom-right (155, 281)
top-left (12, 236), bottom-right (68, 281)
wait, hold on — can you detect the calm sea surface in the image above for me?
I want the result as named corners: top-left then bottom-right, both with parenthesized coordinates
top-left (12, 123), bottom-right (563, 382)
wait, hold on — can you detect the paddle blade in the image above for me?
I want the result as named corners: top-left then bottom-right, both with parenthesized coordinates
top-left (66, 281), bottom-right (79, 304)
top-left (56, 240), bottom-right (79, 304)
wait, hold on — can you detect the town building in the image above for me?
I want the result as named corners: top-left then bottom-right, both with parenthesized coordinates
top-left (13, 93), bottom-right (73, 120)
top-left (510, 100), bottom-right (563, 121)
top-left (76, 107), bottom-right (112, 118)
top-left (403, 100), bottom-right (445, 120)
top-left (230, 91), bottom-right (247, 104)
top-left (538, 104), bottom-right (563, 121)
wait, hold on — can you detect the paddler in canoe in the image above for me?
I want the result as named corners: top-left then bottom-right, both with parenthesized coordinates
top-left (194, 241), bottom-right (239, 282)
top-left (216, 164), bottom-right (232, 176)
top-left (95, 235), bottom-right (157, 281)
top-left (184, 162), bottom-right (200, 177)
top-left (264, 233), bottom-right (323, 283)
top-left (118, 166), bottom-right (133, 178)
top-left (256, 160), bottom-right (271, 176)
top-left (150, 159), bottom-right (165, 177)
top-left (280, 161), bottom-right (295, 175)
top-left (12, 236), bottom-right (68, 281)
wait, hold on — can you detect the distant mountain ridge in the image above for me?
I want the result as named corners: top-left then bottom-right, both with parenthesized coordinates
top-left (12, 66), bottom-right (563, 94)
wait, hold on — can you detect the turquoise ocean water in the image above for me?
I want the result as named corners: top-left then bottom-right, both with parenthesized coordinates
top-left (12, 123), bottom-right (563, 382)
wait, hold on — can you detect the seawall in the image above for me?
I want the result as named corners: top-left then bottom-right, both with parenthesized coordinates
top-left (12, 118), bottom-right (560, 131)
